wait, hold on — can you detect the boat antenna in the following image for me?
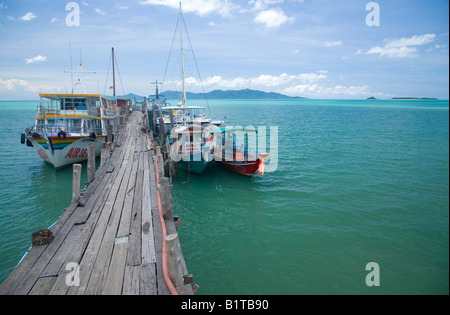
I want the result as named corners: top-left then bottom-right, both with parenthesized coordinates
top-left (152, 80), bottom-right (161, 100)
top-left (69, 42), bottom-right (74, 89)
top-left (64, 48), bottom-right (96, 94)
top-left (112, 47), bottom-right (116, 97)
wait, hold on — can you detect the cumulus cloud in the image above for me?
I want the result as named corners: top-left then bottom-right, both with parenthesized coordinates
top-left (361, 33), bottom-right (436, 58)
top-left (164, 71), bottom-right (378, 98)
top-left (282, 84), bottom-right (370, 97)
top-left (115, 4), bottom-right (129, 10)
top-left (95, 8), bottom-right (106, 16)
top-left (165, 72), bottom-right (327, 92)
top-left (139, 0), bottom-right (236, 17)
top-left (19, 12), bottom-right (36, 21)
top-left (25, 55), bottom-right (47, 64)
top-left (0, 78), bottom-right (38, 92)
top-left (254, 8), bottom-right (294, 28)
top-left (324, 40), bottom-right (342, 47)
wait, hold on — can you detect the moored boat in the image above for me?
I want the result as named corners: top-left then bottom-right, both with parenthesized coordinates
top-left (170, 125), bottom-right (214, 174)
top-left (21, 93), bottom-right (119, 169)
top-left (210, 127), bottom-right (270, 177)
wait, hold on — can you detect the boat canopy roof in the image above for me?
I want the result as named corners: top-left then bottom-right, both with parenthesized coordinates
top-left (161, 106), bottom-right (206, 110)
top-left (39, 93), bottom-right (112, 101)
top-left (210, 127), bottom-right (258, 133)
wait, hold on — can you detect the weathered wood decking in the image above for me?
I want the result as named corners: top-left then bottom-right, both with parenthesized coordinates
top-left (0, 111), bottom-right (193, 295)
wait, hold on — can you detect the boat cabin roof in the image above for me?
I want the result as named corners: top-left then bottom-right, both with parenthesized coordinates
top-left (161, 106), bottom-right (206, 110)
top-left (210, 127), bottom-right (257, 134)
top-left (39, 93), bottom-right (112, 101)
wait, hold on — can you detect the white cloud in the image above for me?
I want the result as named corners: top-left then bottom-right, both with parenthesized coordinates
top-left (324, 40), bottom-right (342, 47)
top-left (139, 0), bottom-right (237, 17)
top-left (19, 12), bottom-right (36, 21)
top-left (25, 55), bottom-right (47, 64)
top-left (164, 71), bottom-right (378, 98)
top-left (115, 4), bottom-right (129, 10)
top-left (282, 84), bottom-right (371, 97)
top-left (0, 78), bottom-right (38, 92)
top-left (50, 17), bottom-right (58, 23)
top-left (165, 72), bottom-right (327, 92)
top-left (254, 8), bottom-right (294, 28)
top-left (95, 8), bottom-right (106, 16)
top-left (363, 33), bottom-right (436, 58)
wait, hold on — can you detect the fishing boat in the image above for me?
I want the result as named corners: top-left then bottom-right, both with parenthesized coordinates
top-left (20, 48), bottom-right (120, 169)
top-left (210, 127), bottom-right (270, 177)
top-left (161, 3), bottom-right (220, 174)
top-left (21, 93), bottom-right (119, 169)
top-left (171, 125), bottom-right (214, 174)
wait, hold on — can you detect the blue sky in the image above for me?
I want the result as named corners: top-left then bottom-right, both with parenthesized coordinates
top-left (0, 0), bottom-right (448, 100)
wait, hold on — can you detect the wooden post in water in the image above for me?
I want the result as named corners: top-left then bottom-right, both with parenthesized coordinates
top-left (152, 102), bottom-right (156, 133)
top-left (87, 142), bottom-right (96, 183)
top-left (168, 144), bottom-right (178, 180)
top-left (143, 97), bottom-right (148, 114)
top-left (159, 117), bottom-right (166, 148)
top-left (72, 164), bottom-right (82, 203)
top-left (107, 125), bottom-right (113, 143)
top-left (100, 148), bottom-right (107, 169)
top-left (165, 233), bottom-right (184, 288)
top-left (158, 177), bottom-right (173, 220)
top-left (169, 109), bottom-right (174, 129)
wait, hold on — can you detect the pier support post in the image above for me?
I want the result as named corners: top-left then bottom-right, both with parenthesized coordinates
top-left (100, 148), bottom-right (107, 169)
top-left (158, 177), bottom-right (173, 220)
top-left (107, 125), bottom-right (113, 143)
top-left (72, 164), bottom-right (82, 203)
top-left (155, 146), bottom-right (164, 179)
top-left (87, 142), bottom-right (96, 184)
top-left (165, 233), bottom-right (184, 288)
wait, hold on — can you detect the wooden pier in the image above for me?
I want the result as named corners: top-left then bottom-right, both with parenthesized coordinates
top-left (0, 110), bottom-right (195, 295)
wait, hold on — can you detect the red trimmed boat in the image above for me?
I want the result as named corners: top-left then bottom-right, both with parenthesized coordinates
top-left (209, 127), bottom-right (270, 177)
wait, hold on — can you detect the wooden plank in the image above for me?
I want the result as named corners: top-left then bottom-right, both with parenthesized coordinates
top-left (141, 150), bottom-right (156, 265)
top-left (122, 265), bottom-right (140, 295)
top-left (140, 263), bottom-right (157, 295)
top-left (126, 151), bottom-right (144, 267)
top-left (41, 224), bottom-right (84, 278)
top-left (29, 277), bottom-right (57, 295)
top-left (83, 150), bottom-right (134, 294)
top-left (70, 162), bottom-right (129, 295)
top-left (102, 238), bottom-right (129, 295)
top-left (48, 172), bottom-right (118, 295)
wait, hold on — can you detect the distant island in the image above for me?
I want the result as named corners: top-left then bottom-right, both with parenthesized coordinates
top-left (120, 89), bottom-right (307, 100)
top-left (366, 96), bottom-right (439, 100)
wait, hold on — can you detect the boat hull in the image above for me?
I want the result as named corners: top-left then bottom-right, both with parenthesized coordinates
top-left (27, 135), bottom-right (105, 169)
top-left (177, 151), bottom-right (213, 174)
top-left (216, 159), bottom-right (260, 177)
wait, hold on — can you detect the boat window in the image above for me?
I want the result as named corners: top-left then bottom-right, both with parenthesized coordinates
top-left (68, 119), bottom-right (82, 134)
top-left (62, 98), bottom-right (87, 110)
top-left (36, 120), bottom-right (45, 133)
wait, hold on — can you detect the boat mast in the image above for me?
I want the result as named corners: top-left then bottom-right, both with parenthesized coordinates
top-left (112, 47), bottom-right (116, 98)
top-left (180, 2), bottom-right (186, 107)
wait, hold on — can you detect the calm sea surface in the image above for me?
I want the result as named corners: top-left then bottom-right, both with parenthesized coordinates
top-left (0, 99), bottom-right (448, 294)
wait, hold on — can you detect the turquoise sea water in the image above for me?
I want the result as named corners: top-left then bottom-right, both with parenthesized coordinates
top-left (0, 99), bottom-right (448, 294)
